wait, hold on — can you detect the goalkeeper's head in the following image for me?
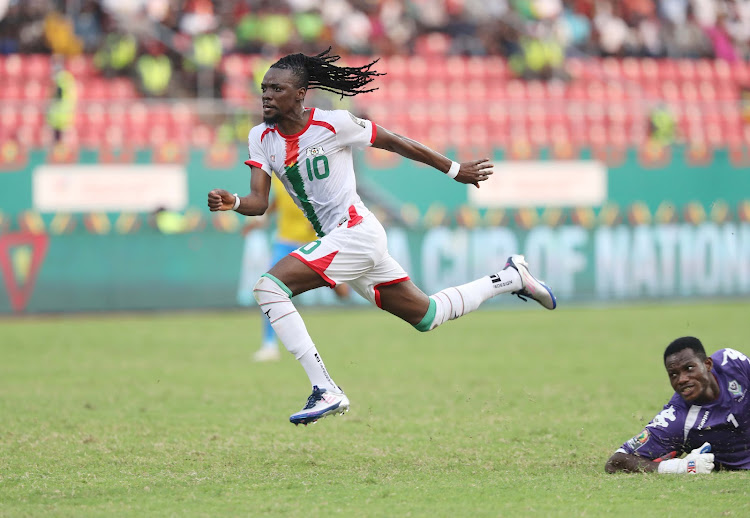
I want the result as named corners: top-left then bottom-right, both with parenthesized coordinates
top-left (663, 337), bottom-right (718, 405)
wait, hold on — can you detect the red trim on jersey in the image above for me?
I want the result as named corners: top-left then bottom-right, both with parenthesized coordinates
top-left (278, 108), bottom-right (316, 139)
top-left (347, 205), bottom-right (363, 228)
top-left (290, 250), bottom-right (338, 287)
top-left (260, 127), bottom-right (276, 142)
top-left (311, 119), bottom-right (336, 135)
top-left (370, 122), bottom-right (378, 144)
top-left (245, 160), bottom-right (263, 169)
top-left (285, 136), bottom-right (299, 167)
top-left (373, 277), bottom-right (411, 308)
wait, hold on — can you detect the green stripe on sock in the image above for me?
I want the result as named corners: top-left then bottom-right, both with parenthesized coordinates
top-left (413, 297), bottom-right (436, 332)
top-left (261, 273), bottom-right (292, 297)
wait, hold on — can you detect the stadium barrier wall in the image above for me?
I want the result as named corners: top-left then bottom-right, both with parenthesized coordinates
top-left (1, 144), bottom-right (749, 313)
top-left (2, 222), bottom-right (749, 314)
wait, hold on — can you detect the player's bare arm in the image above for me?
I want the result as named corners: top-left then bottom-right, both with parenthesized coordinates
top-left (371, 125), bottom-right (493, 188)
top-left (207, 167), bottom-right (272, 216)
top-left (605, 452), bottom-right (660, 473)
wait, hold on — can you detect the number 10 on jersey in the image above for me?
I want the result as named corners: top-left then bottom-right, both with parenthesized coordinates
top-left (306, 155), bottom-right (330, 181)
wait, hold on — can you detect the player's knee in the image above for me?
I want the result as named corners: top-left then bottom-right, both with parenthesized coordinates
top-left (253, 274), bottom-right (291, 305)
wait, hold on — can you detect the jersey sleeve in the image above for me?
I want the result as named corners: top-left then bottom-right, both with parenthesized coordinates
top-left (616, 403), bottom-right (686, 459)
top-left (332, 110), bottom-right (377, 149)
top-left (246, 126), bottom-right (272, 176)
top-left (715, 348), bottom-right (750, 384)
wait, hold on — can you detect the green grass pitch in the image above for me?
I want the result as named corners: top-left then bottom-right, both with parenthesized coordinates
top-left (1, 302), bottom-right (749, 517)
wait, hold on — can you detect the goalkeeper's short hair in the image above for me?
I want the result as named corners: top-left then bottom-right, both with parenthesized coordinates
top-left (664, 336), bottom-right (707, 364)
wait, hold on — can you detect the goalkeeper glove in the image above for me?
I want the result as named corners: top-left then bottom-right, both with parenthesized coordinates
top-left (657, 442), bottom-right (714, 474)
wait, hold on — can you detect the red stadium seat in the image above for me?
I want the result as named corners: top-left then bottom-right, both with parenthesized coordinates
top-left (66, 55), bottom-right (96, 78)
top-left (109, 78), bottom-right (138, 99)
top-left (220, 54), bottom-right (249, 79)
top-left (657, 59), bottom-right (679, 81)
top-left (22, 80), bottom-right (47, 101)
top-left (20, 105), bottom-right (43, 128)
top-left (405, 55), bottom-right (428, 81)
top-left (465, 56), bottom-right (487, 80)
top-left (24, 54), bottom-right (51, 79)
top-left (602, 57), bottom-right (623, 80)
top-left (445, 56), bottom-right (467, 78)
top-left (0, 105), bottom-right (20, 131)
top-left (2, 54), bottom-right (22, 80)
top-left (676, 60), bottom-right (697, 81)
top-left (696, 59), bottom-right (715, 81)
top-left (414, 32), bottom-right (451, 57)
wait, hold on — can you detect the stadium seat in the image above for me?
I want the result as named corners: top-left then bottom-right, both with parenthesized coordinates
top-left (414, 32), bottom-right (451, 57)
top-left (20, 105), bottom-right (43, 128)
top-left (24, 54), bottom-right (51, 79)
top-left (22, 80), bottom-right (46, 101)
top-left (66, 55), bottom-right (96, 78)
top-left (601, 57), bottom-right (622, 80)
top-left (0, 105), bottom-right (20, 131)
top-left (220, 54), bottom-right (249, 79)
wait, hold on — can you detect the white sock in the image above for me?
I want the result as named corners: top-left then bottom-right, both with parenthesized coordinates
top-left (416, 268), bottom-right (522, 331)
top-left (253, 275), bottom-right (338, 391)
top-left (298, 346), bottom-right (336, 391)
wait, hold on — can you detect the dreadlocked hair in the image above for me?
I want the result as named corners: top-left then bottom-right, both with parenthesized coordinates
top-left (270, 47), bottom-right (384, 98)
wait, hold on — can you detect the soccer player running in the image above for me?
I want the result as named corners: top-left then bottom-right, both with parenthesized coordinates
top-left (605, 336), bottom-right (750, 474)
top-left (207, 49), bottom-right (556, 426)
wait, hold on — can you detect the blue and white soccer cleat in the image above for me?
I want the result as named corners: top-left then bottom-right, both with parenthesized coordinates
top-left (503, 254), bottom-right (557, 310)
top-left (289, 385), bottom-right (350, 426)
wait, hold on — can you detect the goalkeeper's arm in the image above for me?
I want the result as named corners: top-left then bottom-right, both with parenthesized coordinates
top-left (605, 443), bottom-right (714, 474)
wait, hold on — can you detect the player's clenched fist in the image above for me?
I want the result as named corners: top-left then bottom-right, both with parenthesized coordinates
top-left (208, 189), bottom-right (236, 211)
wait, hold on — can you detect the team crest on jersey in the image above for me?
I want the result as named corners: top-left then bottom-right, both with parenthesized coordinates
top-left (728, 379), bottom-right (744, 398)
top-left (626, 429), bottom-right (650, 451)
top-left (306, 146), bottom-right (325, 156)
top-left (349, 112), bottom-right (366, 128)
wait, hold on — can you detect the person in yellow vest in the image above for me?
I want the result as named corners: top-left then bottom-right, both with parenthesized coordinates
top-left (47, 57), bottom-right (77, 143)
top-left (245, 176), bottom-right (349, 362)
top-left (94, 32), bottom-right (137, 77)
top-left (136, 41), bottom-right (173, 97)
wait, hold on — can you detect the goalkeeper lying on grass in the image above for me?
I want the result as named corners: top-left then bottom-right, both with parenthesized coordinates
top-left (606, 336), bottom-right (750, 473)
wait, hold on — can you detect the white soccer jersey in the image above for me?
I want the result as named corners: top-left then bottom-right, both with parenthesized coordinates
top-left (245, 108), bottom-right (377, 237)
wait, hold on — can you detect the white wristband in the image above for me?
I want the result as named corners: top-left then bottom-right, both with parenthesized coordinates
top-left (446, 161), bottom-right (460, 179)
top-left (232, 193), bottom-right (241, 211)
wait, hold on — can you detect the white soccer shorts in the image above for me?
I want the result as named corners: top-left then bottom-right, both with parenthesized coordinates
top-left (289, 211), bottom-right (409, 307)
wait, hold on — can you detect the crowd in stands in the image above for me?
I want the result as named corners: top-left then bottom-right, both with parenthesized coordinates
top-left (1, 1), bottom-right (750, 91)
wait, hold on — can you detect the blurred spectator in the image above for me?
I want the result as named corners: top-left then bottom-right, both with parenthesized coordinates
top-left (43, 10), bottom-right (83, 55)
top-left (135, 40), bottom-right (173, 97)
top-left (94, 32), bottom-right (137, 76)
top-left (73, 0), bottom-right (105, 53)
top-left (648, 104), bottom-right (677, 147)
top-left (46, 55), bottom-right (77, 143)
